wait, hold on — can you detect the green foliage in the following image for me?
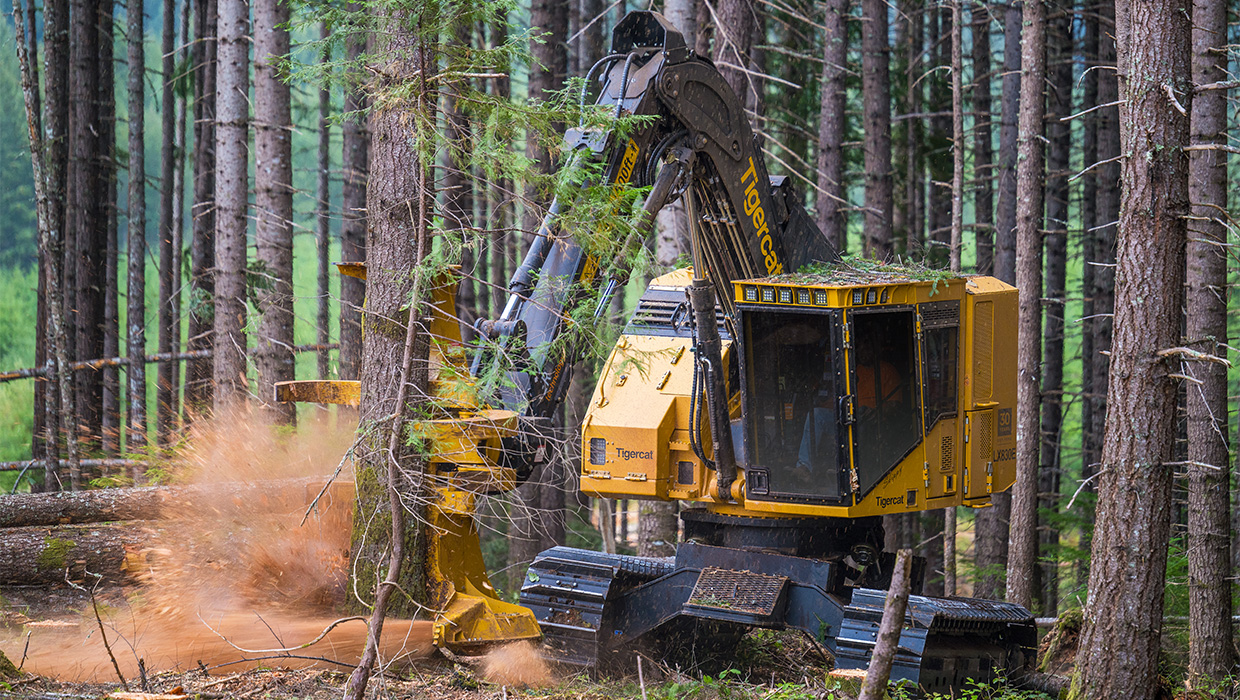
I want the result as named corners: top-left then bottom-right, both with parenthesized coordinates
top-left (0, 24), bottom-right (37, 269)
top-left (893, 676), bottom-right (1054, 700)
top-left (0, 267), bottom-right (37, 480)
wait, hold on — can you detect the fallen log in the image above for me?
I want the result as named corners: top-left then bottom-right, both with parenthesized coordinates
top-left (0, 522), bottom-right (156, 585)
top-left (0, 478), bottom-right (354, 528)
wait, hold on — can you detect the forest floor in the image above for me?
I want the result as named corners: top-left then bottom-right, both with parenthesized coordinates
top-left (0, 583), bottom-right (864, 700)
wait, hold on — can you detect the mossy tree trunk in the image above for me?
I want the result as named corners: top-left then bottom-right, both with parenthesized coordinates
top-left (346, 3), bottom-right (436, 623)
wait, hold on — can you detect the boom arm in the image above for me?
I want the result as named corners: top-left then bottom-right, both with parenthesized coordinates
top-left (476, 12), bottom-right (838, 474)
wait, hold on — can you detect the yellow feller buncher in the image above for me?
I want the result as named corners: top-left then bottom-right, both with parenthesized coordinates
top-left (279, 11), bottom-right (1035, 696)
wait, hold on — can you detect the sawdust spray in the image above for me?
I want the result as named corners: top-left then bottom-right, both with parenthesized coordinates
top-left (2, 409), bottom-right (433, 681)
top-left (480, 641), bottom-right (554, 688)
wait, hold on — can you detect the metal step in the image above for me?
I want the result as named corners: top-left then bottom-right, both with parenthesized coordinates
top-left (684, 567), bottom-right (789, 625)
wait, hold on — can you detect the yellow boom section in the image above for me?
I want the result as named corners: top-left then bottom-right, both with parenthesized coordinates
top-left (276, 267), bottom-right (540, 654)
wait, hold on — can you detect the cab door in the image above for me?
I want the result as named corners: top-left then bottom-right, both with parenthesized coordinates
top-left (918, 301), bottom-right (962, 499)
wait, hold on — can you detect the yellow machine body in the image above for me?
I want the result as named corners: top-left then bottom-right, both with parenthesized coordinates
top-left (276, 266), bottom-right (541, 654)
top-left (580, 266), bottom-right (1017, 519)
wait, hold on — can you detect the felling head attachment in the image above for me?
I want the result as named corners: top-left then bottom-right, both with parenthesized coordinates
top-left (611, 11), bottom-right (689, 62)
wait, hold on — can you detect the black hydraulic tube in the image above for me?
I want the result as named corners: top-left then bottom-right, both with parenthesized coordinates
top-left (688, 280), bottom-right (737, 500)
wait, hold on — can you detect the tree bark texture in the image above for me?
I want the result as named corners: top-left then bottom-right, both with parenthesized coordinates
top-left (970, 0), bottom-right (993, 275)
top-left (69, 0), bottom-right (107, 460)
top-left (663, 0), bottom-right (696, 57)
top-left (157, 0), bottom-right (179, 441)
top-left (101, 14), bottom-right (120, 458)
top-left (510, 0), bottom-right (570, 579)
top-left (857, 549), bottom-right (913, 700)
top-left (1077, 0), bottom-right (1099, 566)
top-left (0, 523), bottom-right (152, 585)
top-left (1085, 0), bottom-right (1121, 569)
top-left (347, 13), bottom-right (436, 623)
top-left (1071, 0), bottom-right (1190, 694)
top-left (443, 30), bottom-right (475, 338)
top-left (339, 3), bottom-right (368, 382)
top-left (1006, 0), bottom-right (1045, 613)
top-left (126, 0), bottom-right (147, 453)
top-left (187, 0), bottom-right (218, 413)
top-left (0, 478), bottom-right (342, 528)
top-left (861, 0), bottom-right (892, 259)
top-left (1185, 0), bottom-right (1233, 682)
top-left (213, 0), bottom-right (251, 410)
top-left (992, 0), bottom-right (1020, 284)
top-left (1037, 7), bottom-right (1072, 617)
top-left (711, 0), bottom-right (755, 104)
top-left (42, 0), bottom-right (74, 492)
top-left (253, 0), bottom-right (295, 422)
top-left (899, 0), bottom-right (923, 256)
top-left (925, 8), bottom-right (951, 267)
top-left (316, 23), bottom-right (332, 380)
top-left (522, 0), bottom-right (569, 243)
top-left (816, 0), bottom-right (846, 254)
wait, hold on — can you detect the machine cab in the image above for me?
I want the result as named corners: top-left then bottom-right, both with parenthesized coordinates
top-left (732, 265), bottom-right (1016, 516)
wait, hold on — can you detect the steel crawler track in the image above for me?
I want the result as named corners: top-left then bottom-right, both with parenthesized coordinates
top-left (519, 545), bottom-right (1036, 696)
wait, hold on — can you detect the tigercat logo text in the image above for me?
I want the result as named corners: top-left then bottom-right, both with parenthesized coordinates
top-left (740, 157), bottom-right (783, 275)
top-left (616, 140), bottom-right (639, 185)
top-left (877, 494), bottom-right (905, 509)
top-left (615, 446), bottom-right (654, 461)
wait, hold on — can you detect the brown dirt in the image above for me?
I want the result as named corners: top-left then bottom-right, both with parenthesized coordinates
top-left (0, 411), bottom-right (434, 683)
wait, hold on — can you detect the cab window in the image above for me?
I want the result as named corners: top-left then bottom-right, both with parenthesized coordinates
top-left (850, 309), bottom-right (921, 494)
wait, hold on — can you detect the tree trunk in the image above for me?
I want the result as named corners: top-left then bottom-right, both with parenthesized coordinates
top-left (0, 522), bottom-right (151, 585)
top-left (816, 0), bottom-right (847, 253)
top-left (898, 0), bottom-right (923, 256)
top-left (1185, 0), bottom-right (1233, 682)
top-left (992, 0), bottom-right (1020, 282)
top-left (1076, 0), bottom-right (1099, 590)
top-left (663, 0), bottom-right (696, 55)
top-left (346, 4), bottom-right (435, 624)
top-left (213, 0), bottom-right (250, 410)
top-left (339, 1), bottom-right (368, 383)
top-left (925, 8), bottom-right (951, 267)
top-left (488, 16), bottom-right (511, 326)
top-left (1006, 0), bottom-right (1045, 613)
top-left (316, 22), bottom-right (332, 381)
top-left (253, 0), bottom-right (295, 422)
top-left (857, 550), bottom-right (913, 700)
top-left (18, 0), bottom-right (76, 493)
top-left (972, 0), bottom-right (1014, 597)
top-left (168, 0), bottom-right (190, 434)
top-left (711, 0), bottom-right (755, 102)
top-left (943, 0), bottom-right (964, 596)
top-left (0, 477), bottom-right (342, 528)
top-left (510, 0), bottom-right (570, 576)
top-left (1037, 7), bottom-right (1071, 617)
top-left (69, 0), bottom-right (106, 463)
top-left (157, 0), bottom-right (180, 441)
top-left (861, 0), bottom-right (892, 258)
top-left (920, 509), bottom-right (945, 596)
top-left (186, 0), bottom-right (218, 413)
top-left (126, 0), bottom-right (147, 455)
top-left (100, 1), bottom-right (120, 459)
top-left (970, 0), bottom-right (993, 275)
top-left (1085, 0), bottom-right (1121, 573)
top-left (1070, 0), bottom-right (1190, 694)
top-left (444, 25), bottom-right (476, 340)
top-left (22, 0), bottom-right (46, 485)
top-left (522, 0), bottom-right (569, 242)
